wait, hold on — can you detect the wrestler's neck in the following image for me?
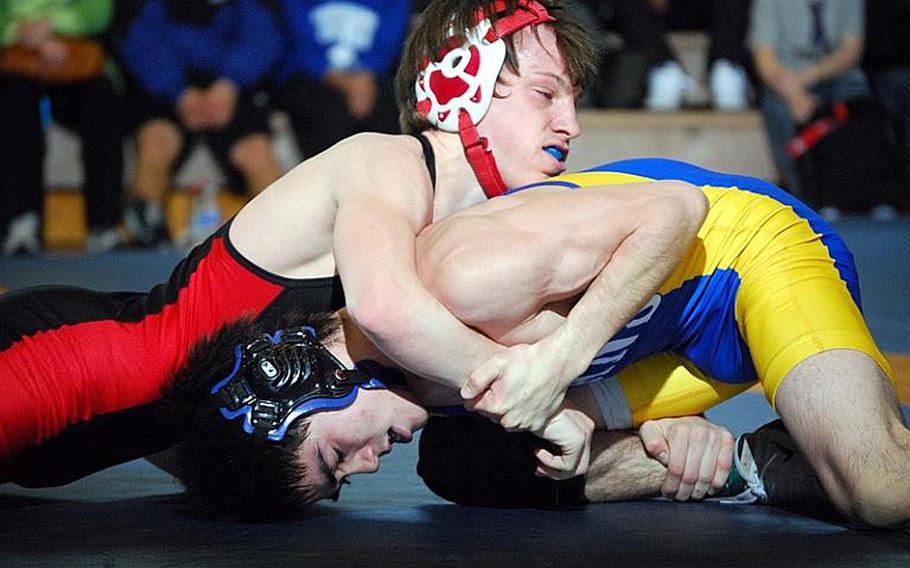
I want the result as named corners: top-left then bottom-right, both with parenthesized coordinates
top-left (422, 130), bottom-right (489, 222)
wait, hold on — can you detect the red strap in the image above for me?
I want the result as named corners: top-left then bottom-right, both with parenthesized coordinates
top-left (787, 117), bottom-right (838, 160)
top-left (450, 1), bottom-right (554, 198)
top-left (479, 0), bottom-right (556, 42)
top-left (458, 110), bottom-right (508, 198)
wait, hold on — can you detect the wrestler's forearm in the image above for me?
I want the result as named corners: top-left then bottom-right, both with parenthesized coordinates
top-left (353, 277), bottom-right (502, 388)
top-left (583, 430), bottom-right (665, 502)
top-left (335, 190), bottom-right (502, 389)
top-left (550, 184), bottom-right (707, 372)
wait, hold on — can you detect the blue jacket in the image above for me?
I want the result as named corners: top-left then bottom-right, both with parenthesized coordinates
top-left (122, 0), bottom-right (282, 101)
top-left (275, 0), bottom-right (411, 84)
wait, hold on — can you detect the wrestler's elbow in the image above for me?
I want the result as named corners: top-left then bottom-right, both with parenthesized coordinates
top-left (849, 485), bottom-right (910, 529)
top-left (346, 284), bottom-right (417, 345)
top-left (668, 181), bottom-right (708, 225)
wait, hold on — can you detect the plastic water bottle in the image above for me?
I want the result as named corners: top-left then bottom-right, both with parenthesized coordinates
top-left (185, 180), bottom-right (222, 250)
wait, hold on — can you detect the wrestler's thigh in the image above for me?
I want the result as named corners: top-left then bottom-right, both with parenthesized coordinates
top-left (735, 239), bottom-right (892, 405)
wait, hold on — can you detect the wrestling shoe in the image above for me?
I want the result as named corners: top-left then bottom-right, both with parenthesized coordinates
top-left (870, 204), bottom-right (899, 221)
top-left (123, 197), bottom-right (171, 249)
top-left (722, 420), bottom-right (842, 520)
top-left (818, 206), bottom-right (842, 223)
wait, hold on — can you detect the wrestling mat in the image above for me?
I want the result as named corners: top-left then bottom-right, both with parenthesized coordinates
top-left (1, 218), bottom-right (908, 567)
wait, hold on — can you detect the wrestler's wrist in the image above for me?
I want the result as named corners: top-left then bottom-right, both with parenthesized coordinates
top-left (542, 323), bottom-right (591, 371)
top-left (538, 338), bottom-right (585, 390)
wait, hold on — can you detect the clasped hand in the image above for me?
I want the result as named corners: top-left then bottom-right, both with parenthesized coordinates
top-left (530, 405), bottom-right (594, 480)
top-left (639, 416), bottom-right (735, 501)
top-left (461, 342), bottom-right (577, 433)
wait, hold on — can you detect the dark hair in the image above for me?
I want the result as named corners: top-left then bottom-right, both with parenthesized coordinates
top-left (395, 0), bottom-right (599, 133)
top-left (164, 311), bottom-right (340, 521)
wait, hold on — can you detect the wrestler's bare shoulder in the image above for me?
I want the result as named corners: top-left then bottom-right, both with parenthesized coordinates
top-left (237, 133), bottom-right (431, 224)
top-left (302, 132), bottom-right (432, 198)
top-left (230, 133), bottom-right (432, 279)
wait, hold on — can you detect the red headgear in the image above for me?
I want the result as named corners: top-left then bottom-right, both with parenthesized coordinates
top-left (415, 1), bottom-right (556, 198)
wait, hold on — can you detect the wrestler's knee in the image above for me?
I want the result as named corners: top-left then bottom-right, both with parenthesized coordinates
top-left (417, 414), bottom-right (587, 509)
top-left (838, 425), bottom-right (910, 528)
top-left (773, 350), bottom-right (908, 526)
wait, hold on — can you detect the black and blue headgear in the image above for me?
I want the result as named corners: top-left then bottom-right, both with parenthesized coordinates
top-left (211, 326), bottom-right (391, 442)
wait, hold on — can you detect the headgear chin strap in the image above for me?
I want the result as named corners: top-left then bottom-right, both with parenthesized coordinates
top-left (211, 326), bottom-right (389, 442)
top-left (415, 0), bottom-right (556, 199)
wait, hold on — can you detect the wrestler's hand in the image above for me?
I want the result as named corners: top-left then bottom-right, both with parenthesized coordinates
top-left (462, 342), bottom-right (575, 432)
top-left (531, 405), bottom-right (594, 480)
top-left (639, 416), bottom-right (734, 501)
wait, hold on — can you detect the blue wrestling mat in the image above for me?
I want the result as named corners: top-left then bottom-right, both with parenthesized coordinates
top-left (1, 219), bottom-right (908, 566)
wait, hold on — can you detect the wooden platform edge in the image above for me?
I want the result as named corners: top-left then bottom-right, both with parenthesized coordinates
top-left (890, 354), bottom-right (910, 404)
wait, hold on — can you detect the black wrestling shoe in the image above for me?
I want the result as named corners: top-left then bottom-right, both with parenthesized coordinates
top-left (123, 197), bottom-right (171, 249)
top-left (727, 420), bottom-right (842, 519)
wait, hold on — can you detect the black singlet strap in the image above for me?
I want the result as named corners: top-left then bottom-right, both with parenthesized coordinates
top-left (413, 133), bottom-right (437, 194)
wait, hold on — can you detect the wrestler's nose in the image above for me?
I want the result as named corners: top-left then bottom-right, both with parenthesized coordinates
top-left (554, 99), bottom-right (581, 140)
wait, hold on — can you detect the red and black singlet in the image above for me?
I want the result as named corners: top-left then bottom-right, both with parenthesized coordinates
top-left (0, 221), bottom-right (344, 486)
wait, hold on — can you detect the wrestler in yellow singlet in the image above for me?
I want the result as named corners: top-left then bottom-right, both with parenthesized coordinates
top-left (511, 158), bottom-right (894, 426)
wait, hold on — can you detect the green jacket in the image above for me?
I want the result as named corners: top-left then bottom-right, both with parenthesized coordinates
top-left (0, 0), bottom-right (121, 87)
top-left (0, 0), bottom-right (113, 48)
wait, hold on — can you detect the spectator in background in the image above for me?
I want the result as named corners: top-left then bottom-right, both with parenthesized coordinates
top-left (119, 0), bottom-right (284, 248)
top-left (864, 0), bottom-right (910, 156)
top-left (271, 0), bottom-right (411, 160)
top-left (0, 0), bottom-right (124, 255)
top-left (585, 0), bottom-right (751, 112)
top-left (749, 0), bottom-right (869, 196)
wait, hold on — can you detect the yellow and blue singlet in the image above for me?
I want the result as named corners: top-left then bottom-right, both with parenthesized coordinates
top-left (510, 158), bottom-right (893, 422)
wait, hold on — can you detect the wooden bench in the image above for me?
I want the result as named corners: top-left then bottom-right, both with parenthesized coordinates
top-left (569, 109), bottom-right (776, 181)
top-left (42, 108), bottom-right (778, 250)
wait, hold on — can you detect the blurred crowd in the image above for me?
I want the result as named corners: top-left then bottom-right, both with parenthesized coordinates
top-left (1, 0), bottom-right (907, 256)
